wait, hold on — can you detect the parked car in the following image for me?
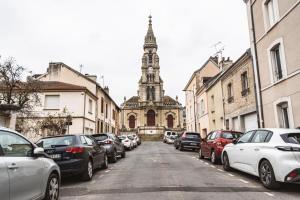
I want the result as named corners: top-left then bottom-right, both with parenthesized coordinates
top-left (128, 135), bottom-right (138, 148)
top-left (132, 133), bottom-right (141, 145)
top-left (92, 133), bottom-right (125, 163)
top-left (163, 131), bottom-right (177, 143)
top-left (222, 128), bottom-right (300, 189)
top-left (166, 133), bottom-right (178, 144)
top-left (199, 130), bottom-right (242, 164)
top-left (0, 127), bottom-right (61, 200)
top-left (174, 132), bottom-right (201, 151)
top-left (118, 135), bottom-right (134, 150)
top-left (36, 134), bottom-right (107, 181)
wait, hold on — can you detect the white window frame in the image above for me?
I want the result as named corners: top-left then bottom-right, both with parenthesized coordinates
top-left (262, 0), bottom-right (279, 31)
top-left (44, 95), bottom-right (60, 110)
top-left (273, 97), bottom-right (294, 128)
top-left (267, 38), bottom-right (287, 84)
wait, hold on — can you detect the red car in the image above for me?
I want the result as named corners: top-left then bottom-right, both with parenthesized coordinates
top-left (199, 130), bottom-right (242, 164)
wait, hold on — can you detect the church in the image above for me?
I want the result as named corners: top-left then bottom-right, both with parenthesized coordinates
top-left (121, 16), bottom-right (183, 135)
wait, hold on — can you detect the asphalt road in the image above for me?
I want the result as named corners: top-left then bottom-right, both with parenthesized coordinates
top-left (60, 142), bottom-right (300, 200)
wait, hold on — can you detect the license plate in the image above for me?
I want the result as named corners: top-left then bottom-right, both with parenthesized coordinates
top-left (190, 143), bottom-right (197, 146)
top-left (49, 154), bottom-right (61, 159)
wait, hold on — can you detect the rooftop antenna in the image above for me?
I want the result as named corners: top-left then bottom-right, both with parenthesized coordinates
top-left (100, 75), bottom-right (105, 87)
top-left (79, 64), bottom-right (83, 73)
top-left (212, 41), bottom-right (225, 59)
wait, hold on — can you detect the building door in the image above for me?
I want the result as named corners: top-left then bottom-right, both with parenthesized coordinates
top-left (129, 115), bottom-right (136, 129)
top-left (147, 110), bottom-right (155, 126)
top-left (244, 113), bottom-right (258, 132)
top-left (167, 114), bottom-right (174, 128)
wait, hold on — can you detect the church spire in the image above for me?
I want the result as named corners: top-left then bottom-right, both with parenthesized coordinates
top-left (144, 15), bottom-right (157, 49)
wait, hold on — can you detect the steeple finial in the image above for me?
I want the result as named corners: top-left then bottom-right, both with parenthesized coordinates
top-left (148, 15), bottom-right (152, 25)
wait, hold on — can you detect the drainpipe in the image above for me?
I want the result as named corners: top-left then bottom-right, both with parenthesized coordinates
top-left (245, 0), bottom-right (265, 128)
top-left (83, 92), bottom-right (86, 134)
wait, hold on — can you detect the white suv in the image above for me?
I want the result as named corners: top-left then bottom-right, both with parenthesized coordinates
top-left (163, 131), bottom-right (177, 143)
top-left (0, 127), bottom-right (61, 200)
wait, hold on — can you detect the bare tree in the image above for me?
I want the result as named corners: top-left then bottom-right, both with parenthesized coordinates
top-left (0, 57), bottom-right (41, 114)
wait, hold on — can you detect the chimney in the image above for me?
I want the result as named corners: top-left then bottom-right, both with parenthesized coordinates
top-left (85, 74), bottom-right (97, 82)
top-left (219, 57), bottom-right (233, 71)
top-left (104, 86), bottom-right (109, 94)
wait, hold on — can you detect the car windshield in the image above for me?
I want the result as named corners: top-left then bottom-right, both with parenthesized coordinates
top-left (118, 136), bottom-right (126, 140)
top-left (128, 136), bottom-right (134, 140)
top-left (222, 132), bottom-right (241, 139)
top-left (37, 136), bottom-right (75, 148)
top-left (186, 133), bottom-right (200, 139)
top-left (92, 134), bottom-right (108, 141)
top-left (281, 133), bottom-right (300, 144)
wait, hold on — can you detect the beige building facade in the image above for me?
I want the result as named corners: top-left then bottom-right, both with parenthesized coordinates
top-left (221, 50), bottom-right (258, 132)
top-left (16, 63), bottom-right (120, 141)
top-left (121, 16), bottom-right (183, 135)
top-left (244, 0), bottom-right (300, 128)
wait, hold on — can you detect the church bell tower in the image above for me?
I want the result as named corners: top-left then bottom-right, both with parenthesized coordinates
top-left (138, 15), bottom-right (164, 103)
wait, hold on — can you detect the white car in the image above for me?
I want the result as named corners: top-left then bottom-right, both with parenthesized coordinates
top-left (128, 135), bottom-right (138, 148)
top-left (119, 135), bottom-right (134, 150)
top-left (163, 131), bottom-right (177, 143)
top-left (222, 128), bottom-right (300, 189)
top-left (0, 127), bottom-right (61, 200)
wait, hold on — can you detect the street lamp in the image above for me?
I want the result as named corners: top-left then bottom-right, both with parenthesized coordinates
top-left (186, 90), bottom-right (197, 132)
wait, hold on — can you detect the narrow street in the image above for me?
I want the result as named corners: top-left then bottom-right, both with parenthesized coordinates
top-left (60, 142), bottom-right (300, 200)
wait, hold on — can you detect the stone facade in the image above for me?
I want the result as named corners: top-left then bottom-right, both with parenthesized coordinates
top-left (121, 16), bottom-right (183, 135)
top-left (245, 0), bottom-right (300, 128)
top-left (221, 50), bottom-right (258, 132)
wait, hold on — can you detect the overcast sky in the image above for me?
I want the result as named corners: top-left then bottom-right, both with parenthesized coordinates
top-left (0, 0), bottom-right (250, 106)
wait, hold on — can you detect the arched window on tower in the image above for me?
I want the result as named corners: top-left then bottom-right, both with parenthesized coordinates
top-left (151, 87), bottom-right (155, 100)
top-left (167, 114), bottom-right (174, 128)
top-left (147, 86), bottom-right (150, 100)
top-left (129, 115), bottom-right (136, 129)
top-left (148, 51), bottom-right (153, 64)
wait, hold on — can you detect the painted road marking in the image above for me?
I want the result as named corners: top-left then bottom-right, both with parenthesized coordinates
top-left (204, 162), bottom-right (209, 165)
top-left (238, 179), bottom-right (249, 184)
top-left (105, 170), bottom-right (110, 173)
top-left (210, 165), bottom-right (216, 168)
top-left (217, 169), bottom-right (224, 172)
top-left (264, 192), bottom-right (275, 197)
top-left (227, 173), bottom-right (235, 177)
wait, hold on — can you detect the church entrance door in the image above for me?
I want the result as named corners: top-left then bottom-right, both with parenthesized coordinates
top-left (147, 110), bottom-right (155, 126)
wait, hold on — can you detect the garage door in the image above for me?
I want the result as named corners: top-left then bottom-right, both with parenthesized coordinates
top-left (244, 113), bottom-right (258, 132)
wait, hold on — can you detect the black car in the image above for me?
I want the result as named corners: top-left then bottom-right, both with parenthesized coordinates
top-left (174, 132), bottom-right (201, 151)
top-left (36, 134), bottom-right (108, 181)
top-left (91, 133), bottom-right (125, 163)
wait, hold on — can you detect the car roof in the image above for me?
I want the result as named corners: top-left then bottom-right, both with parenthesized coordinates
top-left (248, 128), bottom-right (300, 134)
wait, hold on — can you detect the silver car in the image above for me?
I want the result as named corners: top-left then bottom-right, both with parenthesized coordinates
top-left (0, 127), bottom-right (61, 200)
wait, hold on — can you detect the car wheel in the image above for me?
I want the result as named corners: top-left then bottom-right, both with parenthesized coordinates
top-left (102, 154), bottom-right (108, 169)
top-left (43, 173), bottom-right (59, 200)
top-left (211, 151), bottom-right (217, 164)
top-left (81, 159), bottom-right (93, 181)
top-left (109, 150), bottom-right (117, 163)
top-left (179, 144), bottom-right (184, 151)
top-left (259, 160), bottom-right (281, 189)
top-left (121, 150), bottom-right (126, 158)
top-left (199, 148), bottom-right (204, 159)
top-left (223, 153), bottom-right (231, 171)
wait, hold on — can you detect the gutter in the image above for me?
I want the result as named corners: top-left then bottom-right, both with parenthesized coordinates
top-left (246, 0), bottom-right (265, 128)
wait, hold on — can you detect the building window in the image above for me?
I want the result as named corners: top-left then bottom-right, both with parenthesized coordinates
top-left (241, 72), bottom-right (249, 96)
top-left (271, 44), bottom-right (283, 81)
top-left (129, 115), bottom-right (136, 129)
top-left (101, 98), bottom-right (104, 113)
top-left (227, 83), bottom-right (234, 103)
top-left (225, 119), bottom-right (230, 130)
top-left (88, 99), bottom-right (93, 114)
top-left (263, 0), bottom-right (279, 28)
top-left (100, 121), bottom-right (103, 133)
top-left (167, 114), bottom-right (174, 128)
top-left (44, 95), bottom-right (59, 110)
top-left (277, 102), bottom-right (290, 128)
top-left (200, 99), bottom-right (205, 115)
top-left (211, 95), bottom-right (215, 113)
top-left (112, 109), bottom-right (116, 120)
top-left (105, 103), bottom-right (108, 118)
top-left (148, 51), bottom-right (153, 64)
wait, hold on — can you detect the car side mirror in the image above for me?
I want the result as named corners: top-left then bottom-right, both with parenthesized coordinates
top-left (232, 139), bottom-right (238, 144)
top-left (97, 141), bottom-right (104, 146)
top-left (33, 147), bottom-right (45, 157)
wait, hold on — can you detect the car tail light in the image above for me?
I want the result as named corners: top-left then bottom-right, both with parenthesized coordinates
top-left (105, 140), bottom-right (113, 144)
top-left (286, 170), bottom-right (299, 181)
top-left (276, 146), bottom-right (300, 151)
top-left (66, 147), bottom-right (84, 153)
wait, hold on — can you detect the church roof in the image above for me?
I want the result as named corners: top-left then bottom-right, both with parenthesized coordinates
top-left (126, 96), bottom-right (139, 103)
top-left (163, 96), bottom-right (178, 105)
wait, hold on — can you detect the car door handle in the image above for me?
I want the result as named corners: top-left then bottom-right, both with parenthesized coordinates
top-left (240, 149), bottom-right (244, 151)
top-left (254, 148), bottom-right (260, 151)
top-left (8, 163), bottom-right (19, 170)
